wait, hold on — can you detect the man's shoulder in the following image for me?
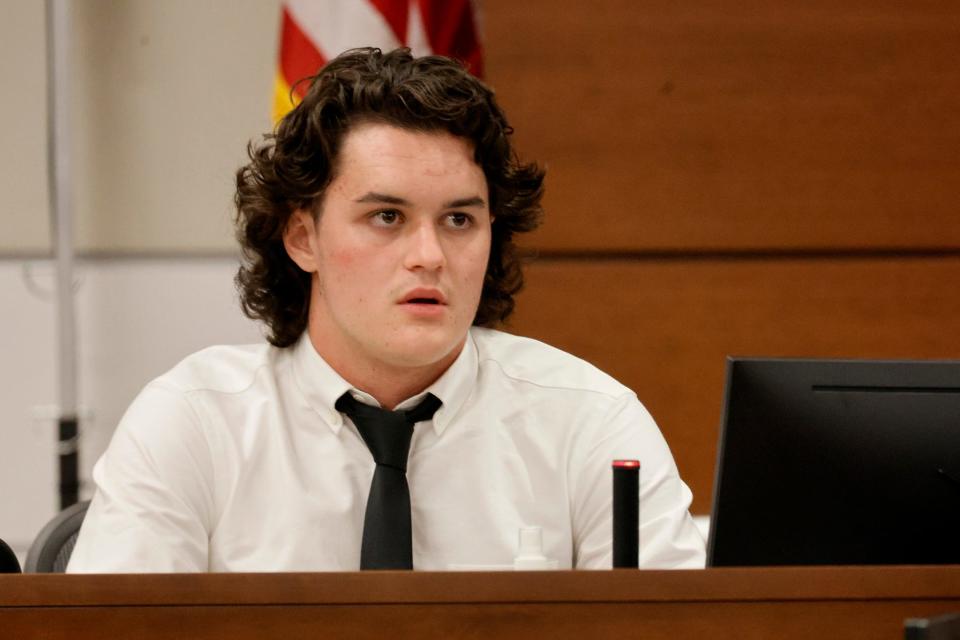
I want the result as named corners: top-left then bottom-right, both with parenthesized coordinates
top-left (152, 342), bottom-right (279, 396)
top-left (470, 327), bottom-right (631, 399)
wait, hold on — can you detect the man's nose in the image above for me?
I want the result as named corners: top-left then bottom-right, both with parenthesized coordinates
top-left (404, 222), bottom-right (445, 271)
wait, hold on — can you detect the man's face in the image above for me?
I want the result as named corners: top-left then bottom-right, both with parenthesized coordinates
top-left (287, 122), bottom-right (492, 380)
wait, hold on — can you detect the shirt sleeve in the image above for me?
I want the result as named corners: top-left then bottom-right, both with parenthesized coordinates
top-left (67, 381), bottom-right (216, 573)
top-left (568, 392), bottom-right (706, 569)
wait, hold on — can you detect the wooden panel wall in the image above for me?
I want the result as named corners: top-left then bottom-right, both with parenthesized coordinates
top-left (483, 1), bottom-right (960, 512)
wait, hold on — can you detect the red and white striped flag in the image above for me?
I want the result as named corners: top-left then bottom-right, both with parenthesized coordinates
top-left (273, 0), bottom-right (484, 123)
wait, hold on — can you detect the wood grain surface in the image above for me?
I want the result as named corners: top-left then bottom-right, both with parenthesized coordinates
top-left (2, 567), bottom-right (958, 640)
top-left (509, 255), bottom-right (960, 512)
top-left (484, 1), bottom-right (960, 251)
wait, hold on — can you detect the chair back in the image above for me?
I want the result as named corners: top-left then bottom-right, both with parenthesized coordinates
top-left (0, 537), bottom-right (21, 573)
top-left (24, 500), bottom-right (90, 573)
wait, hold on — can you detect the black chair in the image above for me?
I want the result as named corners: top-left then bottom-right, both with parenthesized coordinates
top-left (24, 500), bottom-right (90, 573)
top-left (0, 537), bottom-right (21, 573)
top-left (906, 613), bottom-right (960, 640)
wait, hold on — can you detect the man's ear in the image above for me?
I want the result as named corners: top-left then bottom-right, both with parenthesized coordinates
top-left (283, 209), bottom-right (318, 273)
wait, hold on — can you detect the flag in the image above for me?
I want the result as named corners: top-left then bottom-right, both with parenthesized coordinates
top-left (273, 0), bottom-right (484, 123)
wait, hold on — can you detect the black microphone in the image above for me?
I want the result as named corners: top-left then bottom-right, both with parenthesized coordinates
top-left (0, 538), bottom-right (21, 573)
top-left (612, 459), bottom-right (640, 568)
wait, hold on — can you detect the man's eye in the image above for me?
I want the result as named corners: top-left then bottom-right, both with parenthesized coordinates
top-left (445, 213), bottom-right (472, 229)
top-left (371, 210), bottom-right (402, 226)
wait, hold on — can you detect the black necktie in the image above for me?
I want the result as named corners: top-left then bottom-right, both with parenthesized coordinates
top-left (335, 391), bottom-right (442, 570)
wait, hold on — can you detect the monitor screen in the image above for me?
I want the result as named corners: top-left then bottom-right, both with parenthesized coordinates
top-left (707, 357), bottom-right (960, 566)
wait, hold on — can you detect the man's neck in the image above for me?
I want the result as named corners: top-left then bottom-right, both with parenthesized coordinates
top-left (307, 330), bottom-right (462, 410)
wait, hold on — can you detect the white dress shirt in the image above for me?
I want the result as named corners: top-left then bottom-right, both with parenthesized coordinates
top-left (68, 328), bottom-right (705, 572)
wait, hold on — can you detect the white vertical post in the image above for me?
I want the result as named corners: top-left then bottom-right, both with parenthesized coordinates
top-left (46, 0), bottom-right (79, 509)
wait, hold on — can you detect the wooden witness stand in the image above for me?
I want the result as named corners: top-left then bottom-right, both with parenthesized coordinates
top-left (1, 566), bottom-right (959, 639)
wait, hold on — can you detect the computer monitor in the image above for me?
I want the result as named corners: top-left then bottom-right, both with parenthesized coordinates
top-left (707, 357), bottom-right (960, 567)
top-left (905, 613), bottom-right (960, 640)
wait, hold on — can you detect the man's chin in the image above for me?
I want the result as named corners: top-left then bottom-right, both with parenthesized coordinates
top-left (380, 333), bottom-right (466, 371)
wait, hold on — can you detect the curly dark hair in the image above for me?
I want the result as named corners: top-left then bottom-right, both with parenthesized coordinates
top-left (235, 47), bottom-right (545, 348)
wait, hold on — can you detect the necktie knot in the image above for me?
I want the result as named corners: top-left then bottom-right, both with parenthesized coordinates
top-left (335, 393), bottom-right (442, 470)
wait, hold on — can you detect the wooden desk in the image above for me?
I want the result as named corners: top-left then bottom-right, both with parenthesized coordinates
top-left (2, 566), bottom-right (958, 639)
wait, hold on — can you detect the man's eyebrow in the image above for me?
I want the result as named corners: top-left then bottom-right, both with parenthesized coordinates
top-left (354, 193), bottom-right (487, 209)
top-left (354, 192), bottom-right (410, 206)
top-left (443, 196), bottom-right (486, 209)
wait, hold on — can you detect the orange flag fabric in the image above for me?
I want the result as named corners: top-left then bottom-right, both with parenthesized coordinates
top-left (273, 0), bottom-right (483, 123)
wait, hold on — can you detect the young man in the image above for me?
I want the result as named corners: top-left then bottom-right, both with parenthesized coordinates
top-left (68, 48), bottom-right (704, 572)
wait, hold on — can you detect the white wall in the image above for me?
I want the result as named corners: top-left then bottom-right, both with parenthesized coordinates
top-left (1, 0), bottom-right (461, 565)
top-left (0, 0), bottom-right (50, 253)
top-left (0, 258), bottom-right (262, 561)
top-left (0, 0), bottom-right (282, 254)
top-left (0, 0), bottom-right (283, 561)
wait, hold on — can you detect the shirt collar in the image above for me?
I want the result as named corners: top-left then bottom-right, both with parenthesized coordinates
top-left (291, 332), bottom-right (353, 434)
top-left (291, 330), bottom-right (478, 437)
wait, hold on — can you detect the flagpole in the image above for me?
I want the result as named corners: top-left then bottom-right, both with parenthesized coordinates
top-left (46, 0), bottom-right (79, 510)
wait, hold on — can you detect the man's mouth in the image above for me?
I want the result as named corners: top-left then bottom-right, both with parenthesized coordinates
top-left (400, 289), bottom-right (448, 305)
